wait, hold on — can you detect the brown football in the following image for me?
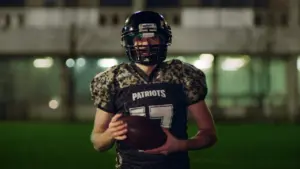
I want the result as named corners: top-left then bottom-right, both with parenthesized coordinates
top-left (120, 115), bottom-right (167, 150)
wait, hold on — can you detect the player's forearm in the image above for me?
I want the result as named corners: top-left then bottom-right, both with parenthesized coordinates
top-left (179, 130), bottom-right (217, 151)
top-left (91, 130), bottom-right (115, 152)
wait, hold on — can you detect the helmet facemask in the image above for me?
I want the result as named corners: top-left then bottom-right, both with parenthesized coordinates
top-left (122, 31), bottom-right (169, 66)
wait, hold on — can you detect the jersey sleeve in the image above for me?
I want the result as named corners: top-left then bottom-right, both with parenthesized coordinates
top-left (90, 70), bottom-right (116, 113)
top-left (182, 63), bottom-right (208, 105)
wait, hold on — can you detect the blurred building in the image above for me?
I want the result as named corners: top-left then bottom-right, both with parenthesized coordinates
top-left (0, 0), bottom-right (299, 122)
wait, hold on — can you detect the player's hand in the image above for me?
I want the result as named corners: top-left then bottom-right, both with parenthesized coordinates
top-left (107, 113), bottom-right (128, 141)
top-left (143, 128), bottom-right (184, 155)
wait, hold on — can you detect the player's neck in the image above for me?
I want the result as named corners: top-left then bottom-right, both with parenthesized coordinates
top-left (135, 63), bottom-right (157, 76)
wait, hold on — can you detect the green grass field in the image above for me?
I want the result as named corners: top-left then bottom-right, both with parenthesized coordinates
top-left (0, 121), bottom-right (299, 169)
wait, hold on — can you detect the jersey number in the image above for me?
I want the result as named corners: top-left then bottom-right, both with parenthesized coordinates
top-left (129, 104), bottom-right (174, 128)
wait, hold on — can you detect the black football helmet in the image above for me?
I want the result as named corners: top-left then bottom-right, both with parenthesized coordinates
top-left (121, 11), bottom-right (172, 66)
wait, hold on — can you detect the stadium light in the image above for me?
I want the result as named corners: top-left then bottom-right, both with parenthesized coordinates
top-left (193, 54), bottom-right (214, 70)
top-left (221, 57), bottom-right (247, 71)
top-left (65, 58), bottom-right (75, 68)
top-left (199, 53), bottom-right (214, 62)
top-left (193, 59), bottom-right (212, 70)
top-left (49, 99), bottom-right (59, 110)
top-left (97, 58), bottom-right (118, 68)
top-left (76, 58), bottom-right (86, 67)
top-left (33, 57), bottom-right (53, 68)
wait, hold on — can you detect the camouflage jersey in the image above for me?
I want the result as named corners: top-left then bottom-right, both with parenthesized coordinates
top-left (90, 59), bottom-right (207, 169)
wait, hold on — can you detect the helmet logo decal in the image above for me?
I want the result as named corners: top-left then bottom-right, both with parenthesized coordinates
top-left (138, 23), bottom-right (157, 32)
top-left (141, 33), bottom-right (155, 38)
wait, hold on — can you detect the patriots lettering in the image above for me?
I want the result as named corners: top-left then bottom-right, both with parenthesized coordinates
top-left (132, 90), bottom-right (166, 101)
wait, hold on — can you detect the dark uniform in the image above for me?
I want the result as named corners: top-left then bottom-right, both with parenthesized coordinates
top-left (90, 59), bottom-right (207, 169)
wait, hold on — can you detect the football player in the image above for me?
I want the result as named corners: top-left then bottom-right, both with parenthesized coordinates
top-left (90, 11), bottom-right (217, 169)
